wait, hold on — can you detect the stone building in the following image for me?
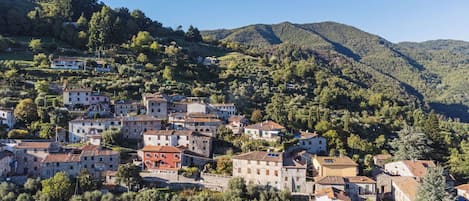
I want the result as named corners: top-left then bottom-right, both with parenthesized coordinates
top-left (142, 93), bottom-right (168, 119)
top-left (0, 108), bottom-right (15, 130)
top-left (113, 100), bottom-right (143, 116)
top-left (13, 141), bottom-right (60, 176)
top-left (121, 115), bottom-right (162, 140)
top-left (68, 117), bottom-right (121, 143)
top-left (143, 130), bottom-right (213, 157)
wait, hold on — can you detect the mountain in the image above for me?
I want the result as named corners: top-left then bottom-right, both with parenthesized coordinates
top-left (202, 22), bottom-right (469, 121)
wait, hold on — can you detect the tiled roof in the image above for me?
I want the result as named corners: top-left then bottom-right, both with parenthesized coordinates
top-left (232, 151), bottom-right (283, 162)
top-left (187, 113), bottom-right (218, 118)
top-left (210, 103), bottom-right (235, 107)
top-left (392, 176), bottom-right (419, 200)
top-left (144, 130), bottom-right (194, 136)
top-left (141, 146), bottom-right (183, 153)
top-left (315, 176), bottom-right (346, 185)
top-left (80, 145), bottom-right (118, 156)
top-left (64, 88), bottom-right (92, 92)
top-left (315, 156), bottom-right (358, 166)
top-left (70, 117), bottom-right (120, 123)
top-left (345, 176), bottom-right (375, 184)
top-left (299, 131), bottom-right (319, 138)
top-left (228, 115), bottom-right (246, 122)
top-left (123, 115), bottom-right (161, 122)
top-left (185, 117), bottom-right (222, 123)
top-left (402, 160), bottom-right (436, 178)
top-left (15, 141), bottom-right (52, 149)
top-left (456, 184), bottom-right (469, 191)
top-left (245, 120), bottom-right (285, 131)
top-left (374, 154), bottom-right (392, 160)
top-left (315, 187), bottom-right (351, 201)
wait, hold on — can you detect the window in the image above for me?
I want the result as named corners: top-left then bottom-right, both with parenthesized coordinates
top-left (100, 158), bottom-right (103, 161)
top-left (285, 177), bottom-right (288, 181)
top-left (91, 156), bottom-right (94, 160)
top-left (84, 157), bottom-right (87, 160)
top-left (266, 170), bottom-right (269, 175)
top-left (56, 163), bottom-right (59, 167)
top-left (70, 166), bottom-right (74, 170)
top-left (247, 168), bottom-right (251, 174)
top-left (146, 153), bottom-right (151, 157)
top-left (238, 168), bottom-right (241, 173)
top-left (257, 169), bottom-right (260, 175)
top-left (319, 140), bottom-right (322, 145)
top-left (274, 170), bottom-right (278, 176)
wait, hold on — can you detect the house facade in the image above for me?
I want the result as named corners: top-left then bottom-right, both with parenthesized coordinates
top-left (143, 130), bottom-right (213, 157)
top-left (113, 100), bottom-right (142, 116)
top-left (312, 156), bottom-right (358, 177)
top-left (13, 141), bottom-right (60, 176)
top-left (293, 131), bottom-right (327, 154)
top-left (226, 115), bottom-right (248, 134)
top-left (121, 115), bottom-right (162, 140)
top-left (209, 103), bottom-right (236, 120)
top-left (68, 118), bottom-right (121, 143)
top-left (51, 57), bottom-right (84, 70)
top-left (0, 108), bottom-right (15, 130)
top-left (244, 120), bottom-right (285, 141)
top-left (63, 88), bottom-right (109, 107)
top-left (143, 93), bottom-right (168, 119)
top-left (0, 150), bottom-right (13, 177)
top-left (141, 146), bottom-right (183, 171)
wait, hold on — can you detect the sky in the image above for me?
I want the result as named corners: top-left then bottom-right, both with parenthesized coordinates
top-left (100, 0), bottom-right (469, 43)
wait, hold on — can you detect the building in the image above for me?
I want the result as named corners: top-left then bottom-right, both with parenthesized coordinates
top-left (373, 154), bottom-right (392, 168)
top-left (169, 113), bottom-right (223, 138)
top-left (63, 88), bottom-right (109, 107)
top-left (141, 146), bottom-right (183, 172)
top-left (456, 184), bottom-right (469, 201)
top-left (51, 57), bottom-right (84, 70)
top-left (113, 100), bottom-right (143, 116)
top-left (68, 118), bottom-right (121, 143)
top-left (13, 141), bottom-right (60, 176)
top-left (143, 130), bottom-right (213, 157)
top-left (384, 160), bottom-right (436, 179)
top-left (232, 151), bottom-right (283, 189)
top-left (0, 108), bottom-right (15, 130)
top-left (210, 103), bottom-right (236, 120)
top-left (314, 176), bottom-right (377, 201)
top-left (121, 115), bottom-right (162, 140)
top-left (226, 115), bottom-right (248, 134)
top-left (187, 102), bottom-right (208, 114)
top-left (291, 131), bottom-right (327, 154)
top-left (41, 145), bottom-right (119, 179)
top-left (0, 150), bottom-right (13, 177)
top-left (143, 93), bottom-right (168, 119)
top-left (244, 120), bottom-right (285, 141)
top-left (316, 187), bottom-right (352, 201)
top-left (312, 156), bottom-right (358, 177)
top-left (391, 176), bottom-right (419, 201)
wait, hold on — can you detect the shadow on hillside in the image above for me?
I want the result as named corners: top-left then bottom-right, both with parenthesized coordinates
top-left (429, 102), bottom-right (469, 122)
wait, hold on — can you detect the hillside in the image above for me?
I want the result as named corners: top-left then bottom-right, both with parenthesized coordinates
top-left (202, 22), bottom-right (469, 122)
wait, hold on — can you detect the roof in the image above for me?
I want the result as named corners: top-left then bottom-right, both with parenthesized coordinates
top-left (456, 184), bottom-right (469, 191)
top-left (113, 100), bottom-right (140, 105)
top-left (232, 151), bottom-right (283, 162)
top-left (315, 187), bottom-right (351, 201)
top-left (402, 160), bottom-right (436, 178)
top-left (80, 145), bottom-right (119, 156)
top-left (299, 131), bottom-right (320, 139)
top-left (185, 117), bottom-right (222, 123)
top-left (315, 176), bottom-right (346, 185)
top-left (64, 88), bottom-right (92, 92)
top-left (141, 146), bottom-right (183, 153)
top-left (43, 153), bottom-right (81, 163)
top-left (392, 176), bottom-right (419, 200)
top-left (144, 130), bottom-right (194, 136)
top-left (70, 117), bottom-right (120, 123)
top-left (345, 176), bottom-right (375, 184)
top-left (315, 156), bottom-right (358, 166)
top-left (245, 120), bottom-right (285, 131)
top-left (123, 115), bottom-right (161, 122)
top-left (228, 115), bottom-right (246, 122)
top-left (187, 113), bottom-right (218, 118)
top-left (15, 141), bottom-right (52, 149)
top-left (210, 103), bottom-right (235, 107)
top-left (374, 154), bottom-right (392, 160)
top-left (146, 97), bottom-right (167, 102)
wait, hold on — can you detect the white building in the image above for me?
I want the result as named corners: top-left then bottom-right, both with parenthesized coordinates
top-left (232, 151), bottom-right (308, 193)
top-left (63, 88), bottom-right (109, 107)
top-left (51, 57), bottom-right (85, 70)
top-left (384, 160), bottom-right (435, 179)
top-left (292, 131), bottom-right (327, 154)
top-left (143, 93), bottom-right (168, 119)
top-left (0, 108), bottom-right (15, 130)
top-left (187, 102), bottom-right (207, 114)
top-left (143, 130), bottom-right (213, 157)
top-left (209, 103), bottom-right (236, 120)
top-left (68, 118), bottom-right (121, 143)
top-left (456, 184), bottom-right (469, 201)
top-left (391, 176), bottom-right (418, 201)
top-left (226, 115), bottom-right (248, 134)
top-left (244, 120), bottom-right (285, 141)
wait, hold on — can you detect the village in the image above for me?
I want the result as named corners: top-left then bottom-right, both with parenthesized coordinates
top-left (1, 84), bottom-right (467, 201)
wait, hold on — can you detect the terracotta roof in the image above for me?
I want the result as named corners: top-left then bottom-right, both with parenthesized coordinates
top-left (245, 120), bottom-right (285, 131)
top-left (146, 97), bottom-right (167, 102)
top-left (15, 142), bottom-right (52, 149)
top-left (141, 146), bottom-right (183, 153)
top-left (123, 115), bottom-right (161, 122)
top-left (456, 184), bottom-right (469, 191)
top-left (232, 151), bottom-right (283, 162)
top-left (402, 160), bottom-right (436, 178)
top-left (299, 131), bottom-right (319, 139)
top-left (374, 154), bottom-right (392, 160)
top-left (64, 88), bottom-right (92, 92)
top-left (345, 176), bottom-right (375, 184)
top-left (392, 176), bottom-right (419, 200)
top-left (70, 117), bottom-right (120, 123)
top-left (315, 156), bottom-right (358, 166)
top-left (315, 176), bottom-right (346, 185)
top-left (187, 113), bottom-right (218, 118)
top-left (315, 187), bottom-right (351, 201)
top-left (144, 130), bottom-right (194, 136)
top-left (210, 103), bottom-right (235, 107)
top-left (114, 100), bottom-right (140, 105)
top-left (43, 153), bottom-right (81, 163)
top-left (185, 117), bottom-right (222, 123)
top-left (80, 145), bottom-right (118, 156)
top-left (105, 170), bottom-right (117, 176)
top-left (228, 115), bottom-right (246, 122)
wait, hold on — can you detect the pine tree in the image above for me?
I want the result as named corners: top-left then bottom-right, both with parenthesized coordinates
top-left (390, 127), bottom-right (433, 160)
top-left (416, 165), bottom-right (454, 201)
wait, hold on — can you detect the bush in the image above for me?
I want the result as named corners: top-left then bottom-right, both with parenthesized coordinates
top-left (33, 53), bottom-right (49, 68)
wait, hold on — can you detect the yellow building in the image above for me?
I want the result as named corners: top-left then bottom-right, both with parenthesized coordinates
top-left (312, 156), bottom-right (358, 177)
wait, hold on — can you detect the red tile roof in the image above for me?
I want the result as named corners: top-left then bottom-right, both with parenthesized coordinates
top-left (15, 142), bottom-right (52, 149)
top-left (142, 146), bottom-right (183, 153)
top-left (345, 176), bottom-right (375, 184)
top-left (392, 176), bottom-right (419, 200)
top-left (402, 160), bottom-right (436, 178)
top-left (315, 176), bottom-right (346, 185)
top-left (232, 151), bottom-right (283, 162)
top-left (315, 187), bottom-right (351, 201)
top-left (245, 120), bottom-right (285, 131)
top-left (456, 184), bottom-right (469, 191)
top-left (43, 153), bottom-right (81, 163)
top-left (144, 130), bottom-right (194, 136)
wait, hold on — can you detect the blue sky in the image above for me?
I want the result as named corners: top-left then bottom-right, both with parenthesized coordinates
top-left (100, 0), bottom-right (469, 43)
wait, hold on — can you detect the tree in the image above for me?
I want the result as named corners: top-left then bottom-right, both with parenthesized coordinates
top-left (78, 169), bottom-right (96, 192)
top-left (423, 111), bottom-right (447, 162)
top-left (116, 163), bottom-right (142, 191)
top-left (131, 31), bottom-right (154, 51)
top-left (35, 80), bottom-right (50, 95)
top-left (224, 177), bottom-right (247, 200)
top-left (449, 140), bottom-right (469, 180)
top-left (24, 178), bottom-right (41, 194)
top-left (136, 53), bottom-right (148, 64)
top-left (250, 109), bottom-right (263, 123)
top-left (88, 6), bottom-right (113, 51)
top-left (101, 128), bottom-right (122, 145)
top-left (16, 193), bottom-right (33, 201)
top-left (216, 156), bottom-right (233, 175)
top-left (76, 13), bottom-right (88, 29)
top-left (41, 172), bottom-right (73, 201)
top-left (416, 165), bottom-right (453, 201)
top-left (39, 123), bottom-right (55, 139)
top-left (33, 54), bottom-right (49, 68)
top-left (162, 66), bottom-right (173, 81)
top-left (14, 99), bottom-right (38, 125)
top-left (135, 189), bottom-right (171, 201)
top-left (185, 25), bottom-right (202, 42)
top-left (390, 127), bottom-right (433, 160)
top-left (29, 39), bottom-right (42, 52)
